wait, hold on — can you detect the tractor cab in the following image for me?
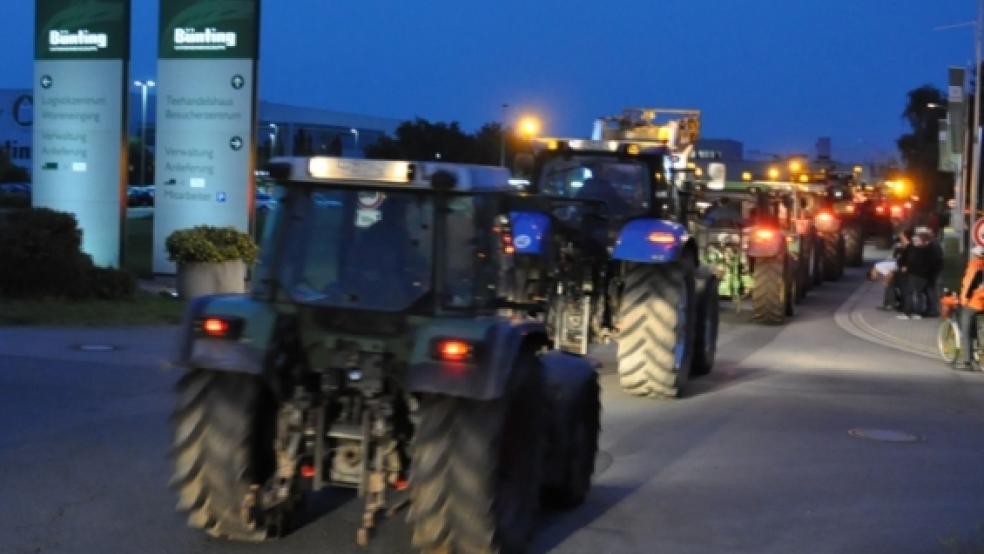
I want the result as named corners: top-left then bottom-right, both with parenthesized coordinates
top-left (256, 157), bottom-right (518, 317)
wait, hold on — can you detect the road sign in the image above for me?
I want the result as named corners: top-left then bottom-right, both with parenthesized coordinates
top-left (972, 217), bottom-right (984, 247)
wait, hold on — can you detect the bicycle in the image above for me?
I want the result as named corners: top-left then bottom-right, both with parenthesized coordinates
top-left (937, 290), bottom-right (983, 368)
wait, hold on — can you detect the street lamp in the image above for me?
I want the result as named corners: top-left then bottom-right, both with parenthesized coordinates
top-left (499, 103), bottom-right (509, 167)
top-left (268, 123), bottom-right (279, 156)
top-left (742, 171), bottom-right (753, 182)
top-left (767, 166), bottom-right (780, 181)
top-left (517, 115), bottom-right (541, 139)
top-left (350, 128), bottom-right (360, 152)
top-left (133, 79), bottom-right (156, 186)
top-left (788, 159), bottom-right (803, 174)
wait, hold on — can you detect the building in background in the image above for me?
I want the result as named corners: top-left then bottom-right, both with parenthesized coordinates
top-left (0, 89), bottom-right (33, 172)
top-left (0, 88), bottom-right (402, 181)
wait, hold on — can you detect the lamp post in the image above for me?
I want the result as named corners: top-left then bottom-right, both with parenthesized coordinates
top-left (516, 115), bottom-right (541, 139)
top-left (133, 80), bottom-right (156, 186)
top-left (268, 123), bottom-right (279, 156)
top-left (499, 103), bottom-right (509, 167)
top-left (350, 128), bottom-right (360, 152)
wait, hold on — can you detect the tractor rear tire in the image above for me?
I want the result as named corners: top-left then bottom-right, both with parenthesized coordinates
top-left (822, 237), bottom-right (842, 281)
top-left (843, 224), bottom-right (864, 267)
top-left (810, 233), bottom-right (824, 287)
top-left (691, 275), bottom-right (719, 377)
top-left (170, 370), bottom-right (291, 541)
top-left (541, 371), bottom-right (600, 509)
top-left (785, 262), bottom-right (798, 318)
top-left (408, 353), bottom-right (544, 554)
top-left (615, 261), bottom-right (696, 398)
top-left (752, 256), bottom-right (786, 325)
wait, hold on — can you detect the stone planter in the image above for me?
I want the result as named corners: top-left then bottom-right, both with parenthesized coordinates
top-left (176, 260), bottom-right (246, 299)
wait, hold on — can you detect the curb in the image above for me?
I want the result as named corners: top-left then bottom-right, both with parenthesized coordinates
top-left (833, 280), bottom-right (939, 360)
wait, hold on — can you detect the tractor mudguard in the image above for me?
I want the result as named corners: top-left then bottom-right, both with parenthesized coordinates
top-left (509, 211), bottom-right (551, 254)
top-left (176, 294), bottom-right (279, 376)
top-left (407, 318), bottom-right (549, 400)
top-left (539, 351), bottom-right (598, 402)
top-left (612, 219), bottom-right (688, 263)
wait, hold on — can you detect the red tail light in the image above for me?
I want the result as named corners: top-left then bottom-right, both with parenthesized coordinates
top-left (195, 316), bottom-right (242, 340)
top-left (754, 228), bottom-right (777, 241)
top-left (875, 205), bottom-right (886, 215)
top-left (202, 318), bottom-right (230, 337)
top-left (890, 205), bottom-right (903, 218)
top-left (648, 231), bottom-right (676, 244)
top-left (433, 339), bottom-right (474, 362)
top-left (300, 464), bottom-right (316, 479)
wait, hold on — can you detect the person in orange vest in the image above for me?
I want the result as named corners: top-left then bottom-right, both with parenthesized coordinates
top-left (956, 246), bottom-right (984, 369)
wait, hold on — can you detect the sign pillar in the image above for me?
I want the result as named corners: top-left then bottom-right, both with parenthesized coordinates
top-left (153, 0), bottom-right (260, 274)
top-left (33, 0), bottom-right (130, 268)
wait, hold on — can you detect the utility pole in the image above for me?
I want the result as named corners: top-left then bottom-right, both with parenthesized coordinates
top-left (133, 80), bottom-right (156, 186)
top-left (499, 103), bottom-right (509, 167)
top-left (970, 0), bottom-right (983, 233)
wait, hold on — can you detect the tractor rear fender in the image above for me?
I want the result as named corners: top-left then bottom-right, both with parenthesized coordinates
top-left (612, 219), bottom-right (691, 264)
top-left (509, 211), bottom-right (551, 254)
top-left (539, 351), bottom-right (598, 404)
top-left (406, 318), bottom-right (549, 400)
top-left (176, 294), bottom-right (279, 376)
top-left (746, 228), bottom-right (785, 258)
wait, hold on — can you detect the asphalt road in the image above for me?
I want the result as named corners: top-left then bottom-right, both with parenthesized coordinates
top-left (2, 264), bottom-right (984, 553)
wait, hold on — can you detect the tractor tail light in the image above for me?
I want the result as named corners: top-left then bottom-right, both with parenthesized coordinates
top-left (195, 317), bottom-right (243, 340)
top-left (648, 231), bottom-right (676, 244)
top-left (753, 228), bottom-right (776, 241)
top-left (432, 339), bottom-right (474, 363)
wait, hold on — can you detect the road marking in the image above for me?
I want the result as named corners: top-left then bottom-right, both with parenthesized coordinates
top-left (833, 280), bottom-right (938, 360)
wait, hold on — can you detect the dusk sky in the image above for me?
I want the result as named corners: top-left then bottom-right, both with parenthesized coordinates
top-left (0, 0), bottom-right (977, 162)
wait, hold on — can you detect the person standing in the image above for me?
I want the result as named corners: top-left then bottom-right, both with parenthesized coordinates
top-left (955, 246), bottom-right (984, 370)
top-left (897, 231), bottom-right (933, 320)
top-left (923, 228), bottom-right (944, 317)
top-left (879, 229), bottom-right (911, 310)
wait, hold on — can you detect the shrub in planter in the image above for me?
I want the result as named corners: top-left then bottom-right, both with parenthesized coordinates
top-left (166, 226), bottom-right (259, 299)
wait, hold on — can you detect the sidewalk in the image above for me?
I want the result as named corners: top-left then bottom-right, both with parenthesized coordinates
top-left (834, 278), bottom-right (938, 359)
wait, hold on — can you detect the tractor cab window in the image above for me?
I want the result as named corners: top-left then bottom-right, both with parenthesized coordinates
top-left (258, 185), bottom-right (510, 314)
top-left (538, 156), bottom-right (650, 218)
top-left (267, 187), bottom-right (434, 312)
top-left (442, 195), bottom-right (509, 310)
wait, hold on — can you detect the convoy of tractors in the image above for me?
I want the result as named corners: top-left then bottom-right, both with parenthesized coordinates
top-left (167, 107), bottom-right (908, 552)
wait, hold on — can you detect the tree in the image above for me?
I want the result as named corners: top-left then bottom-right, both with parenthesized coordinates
top-left (897, 85), bottom-right (949, 201)
top-left (127, 139), bottom-right (155, 186)
top-left (365, 118), bottom-right (534, 167)
top-left (0, 150), bottom-right (29, 183)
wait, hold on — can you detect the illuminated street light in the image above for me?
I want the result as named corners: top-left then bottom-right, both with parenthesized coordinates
top-left (742, 171), bottom-right (753, 182)
top-left (767, 166), bottom-right (780, 181)
top-left (517, 115), bottom-right (541, 138)
top-left (788, 160), bottom-right (803, 174)
top-left (799, 174), bottom-right (809, 183)
top-left (853, 165), bottom-right (863, 174)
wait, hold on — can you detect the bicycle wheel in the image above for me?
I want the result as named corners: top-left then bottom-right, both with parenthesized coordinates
top-left (937, 319), bottom-right (960, 365)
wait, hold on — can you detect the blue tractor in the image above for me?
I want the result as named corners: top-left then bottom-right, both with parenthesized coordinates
top-left (512, 108), bottom-right (720, 398)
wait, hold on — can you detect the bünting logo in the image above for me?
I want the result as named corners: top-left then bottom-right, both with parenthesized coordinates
top-left (174, 27), bottom-right (237, 51)
top-left (48, 29), bottom-right (109, 52)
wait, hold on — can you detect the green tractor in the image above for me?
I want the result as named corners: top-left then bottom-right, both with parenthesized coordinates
top-left (169, 157), bottom-right (600, 552)
top-left (696, 181), bottom-right (802, 324)
top-left (799, 181), bottom-right (847, 281)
